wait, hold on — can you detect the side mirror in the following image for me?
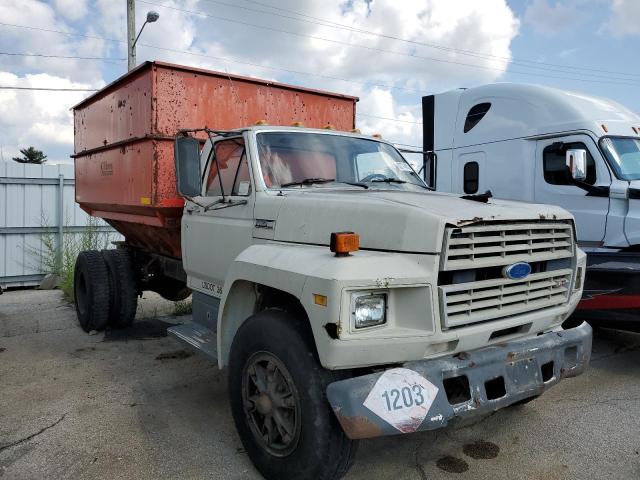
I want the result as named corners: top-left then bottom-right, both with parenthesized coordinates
top-left (174, 136), bottom-right (202, 197)
top-left (566, 149), bottom-right (587, 182)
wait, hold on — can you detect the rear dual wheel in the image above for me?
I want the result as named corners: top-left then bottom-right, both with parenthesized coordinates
top-left (74, 250), bottom-right (110, 332)
top-left (102, 249), bottom-right (138, 328)
top-left (73, 249), bottom-right (137, 332)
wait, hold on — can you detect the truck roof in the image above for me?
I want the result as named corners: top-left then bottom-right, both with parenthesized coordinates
top-left (431, 83), bottom-right (640, 149)
top-left (212, 125), bottom-right (395, 144)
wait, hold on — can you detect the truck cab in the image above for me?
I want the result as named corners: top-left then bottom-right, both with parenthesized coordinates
top-left (170, 125), bottom-right (590, 478)
top-left (423, 84), bottom-right (640, 327)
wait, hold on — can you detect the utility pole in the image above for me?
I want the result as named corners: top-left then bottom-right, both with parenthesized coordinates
top-left (127, 0), bottom-right (136, 71)
top-left (127, 1), bottom-right (159, 72)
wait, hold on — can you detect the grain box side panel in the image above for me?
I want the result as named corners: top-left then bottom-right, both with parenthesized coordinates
top-left (74, 70), bottom-right (154, 153)
top-left (153, 66), bottom-right (356, 135)
top-left (75, 140), bottom-right (154, 211)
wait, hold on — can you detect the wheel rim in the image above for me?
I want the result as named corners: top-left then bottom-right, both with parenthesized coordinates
top-left (242, 351), bottom-right (301, 457)
top-left (75, 272), bottom-right (88, 317)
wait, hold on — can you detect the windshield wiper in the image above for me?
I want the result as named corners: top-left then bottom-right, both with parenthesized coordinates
top-left (341, 181), bottom-right (368, 189)
top-left (370, 177), bottom-right (407, 184)
top-left (280, 177), bottom-right (335, 187)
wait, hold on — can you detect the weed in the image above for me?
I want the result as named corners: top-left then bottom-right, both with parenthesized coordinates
top-left (173, 300), bottom-right (193, 316)
top-left (28, 216), bottom-right (114, 301)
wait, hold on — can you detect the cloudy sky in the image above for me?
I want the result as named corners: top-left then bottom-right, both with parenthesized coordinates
top-left (0, 0), bottom-right (639, 163)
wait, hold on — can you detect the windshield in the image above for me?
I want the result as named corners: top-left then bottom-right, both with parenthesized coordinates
top-left (256, 131), bottom-right (426, 191)
top-left (600, 137), bottom-right (640, 181)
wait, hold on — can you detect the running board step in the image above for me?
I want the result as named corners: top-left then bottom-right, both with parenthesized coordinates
top-left (168, 322), bottom-right (218, 360)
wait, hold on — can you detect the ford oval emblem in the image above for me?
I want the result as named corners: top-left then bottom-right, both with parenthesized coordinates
top-left (503, 262), bottom-right (531, 280)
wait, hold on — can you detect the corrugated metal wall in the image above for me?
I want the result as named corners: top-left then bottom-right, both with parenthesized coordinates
top-left (0, 161), bottom-right (119, 288)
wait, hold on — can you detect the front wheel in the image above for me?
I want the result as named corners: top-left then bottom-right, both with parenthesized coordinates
top-left (228, 310), bottom-right (357, 480)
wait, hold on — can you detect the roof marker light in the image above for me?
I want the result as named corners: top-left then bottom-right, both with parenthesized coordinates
top-left (601, 124), bottom-right (608, 133)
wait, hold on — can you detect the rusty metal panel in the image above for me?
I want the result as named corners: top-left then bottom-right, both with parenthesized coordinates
top-left (75, 139), bottom-right (154, 209)
top-left (74, 69), bottom-right (154, 154)
top-left (153, 63), bottom-right (357, 134)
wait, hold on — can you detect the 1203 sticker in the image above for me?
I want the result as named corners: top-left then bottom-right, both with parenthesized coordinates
top-left (363, 368), bottom-right (439, 433)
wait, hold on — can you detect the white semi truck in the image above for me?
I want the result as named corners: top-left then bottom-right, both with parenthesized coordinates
top-left (421, 83), bottom-right (640, 329)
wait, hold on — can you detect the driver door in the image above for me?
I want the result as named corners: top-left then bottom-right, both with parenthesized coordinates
top-left (182, 134), bottom-right (255, 295)
top-left (534, 135), bottom-right (611, 245)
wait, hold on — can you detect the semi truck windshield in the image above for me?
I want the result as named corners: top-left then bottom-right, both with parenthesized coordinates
top-left (256, 131), bottom-right (426, 191)
top-left (601, 137), bottom-right (640, 181)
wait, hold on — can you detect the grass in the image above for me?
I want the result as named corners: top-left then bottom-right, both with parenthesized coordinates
top-left (30, 216), bottom-right (114, 302)
top-left (173, 300), bottom-right (193, 316)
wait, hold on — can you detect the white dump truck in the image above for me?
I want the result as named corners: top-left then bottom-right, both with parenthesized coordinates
top-left (73, 64), bottom-right (591, 480)
top-left (420, 83), bottom-right (640, 329)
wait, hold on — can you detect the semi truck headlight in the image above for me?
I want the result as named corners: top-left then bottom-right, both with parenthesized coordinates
top-left (352, 292), bottom-right (387, 329)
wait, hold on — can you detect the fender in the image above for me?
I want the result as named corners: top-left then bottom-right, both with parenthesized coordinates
top-left (217, 243), bottom-right (439, 369)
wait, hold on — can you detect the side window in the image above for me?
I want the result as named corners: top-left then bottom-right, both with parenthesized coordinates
top-left (543, 142), bottom-right (596, 186)
top-left (205, 138), bottom-right (251, 196)
top-left (463, 161), bottom-right (479, 194)
top-left (463, 103), bottom-right (491, 133)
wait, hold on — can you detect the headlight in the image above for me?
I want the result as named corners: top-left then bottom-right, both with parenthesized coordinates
top-left (352, 292), bottom-right (387, 329)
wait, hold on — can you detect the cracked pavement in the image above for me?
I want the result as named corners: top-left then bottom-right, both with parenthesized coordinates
top-left (1, 289), bottom-right (639, 479)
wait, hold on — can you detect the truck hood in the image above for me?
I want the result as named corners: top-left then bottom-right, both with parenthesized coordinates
top-left (273, 189), bottom-right (573, 254)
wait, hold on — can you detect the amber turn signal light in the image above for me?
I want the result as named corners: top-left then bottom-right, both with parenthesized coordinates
top-left (330, 232), bottom-right (359, 256)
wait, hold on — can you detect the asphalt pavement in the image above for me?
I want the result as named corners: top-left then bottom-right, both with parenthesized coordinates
top-left (1, 289), bottom-right (639, 479)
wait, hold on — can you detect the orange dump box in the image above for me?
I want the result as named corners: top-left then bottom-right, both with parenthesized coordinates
top-left (73, 61), bottom-right (358, 258)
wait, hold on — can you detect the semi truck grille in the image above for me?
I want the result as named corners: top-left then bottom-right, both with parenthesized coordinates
top-left (439, 222), bottom-right (574, 329)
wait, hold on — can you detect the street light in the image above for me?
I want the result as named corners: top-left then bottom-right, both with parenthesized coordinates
top-left (126, 0), bottom-right (160, 71)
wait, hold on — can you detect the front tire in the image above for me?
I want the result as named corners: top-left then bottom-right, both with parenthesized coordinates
top-left (228, 310), bottom-right (357, 480)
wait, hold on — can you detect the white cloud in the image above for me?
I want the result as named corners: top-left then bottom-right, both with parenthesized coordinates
top-left (54, 0), bottom-right (89, 21)
top-left (523, 0), bottom-right (584, 36)
top-left (603, 0), bottom-right (640, 36)
top-left (0, 0), bottom-right (110, 84)
top-left (0, 72), bottom-right (92, 163)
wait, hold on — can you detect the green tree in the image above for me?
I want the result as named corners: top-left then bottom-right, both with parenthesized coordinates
top-left (12, 146), bottom-right (47, 164)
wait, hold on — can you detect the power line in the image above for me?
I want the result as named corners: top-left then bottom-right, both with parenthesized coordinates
top-left (139, 1), bottom-right (640, 87)
top-left (137, 42), bottom-right (418, 93)
top-left (0, 22), bottom-right (122, 43)
top-left (393, 142), bottom-right (423, 150)
top-left (238, 0), bottom-right (640, 79)
top-left (357, 113), bottom-right (422, 125)
top-left (0, 51), bottom-right (125, 62)
top-left (0, 86), bottom-right (98, 91)
top-left (0, 21), bottom-right (417, 94)
top-left (3, 14), bottom-right (639, 94)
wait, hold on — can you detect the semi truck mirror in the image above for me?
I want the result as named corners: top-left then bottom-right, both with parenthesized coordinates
top-left (566, 149), bottom-right (587, 182)
top-left (175, 136), bottom-right (202, 197)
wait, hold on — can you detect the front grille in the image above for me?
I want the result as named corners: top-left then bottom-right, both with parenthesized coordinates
top-left (439, 221), bottom-right (574, 329)
top-left (442, 222), bottom-right (573, 271)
